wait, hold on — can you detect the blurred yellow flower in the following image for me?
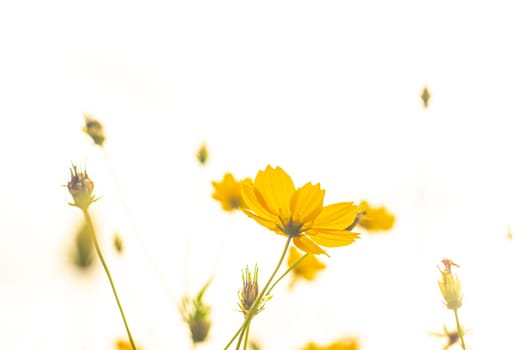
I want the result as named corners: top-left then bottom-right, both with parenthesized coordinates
top-left (212, 173), bottom-right (246, 212)
top-left (287, 246), bottom-right (326, 288)
top-left (356, 200), bottom-right (395, 232)
top-left (429, 324), bottom-right (461, 350)
top-left (241, 165), bottom-right (360, 255)
top-left (115, 339), bottom-right (142, 350)
top-left (303, 338), bottom-right (359, 350)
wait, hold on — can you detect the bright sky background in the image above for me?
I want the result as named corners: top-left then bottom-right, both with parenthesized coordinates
top-left (2, 1), bottom-right (525, 349)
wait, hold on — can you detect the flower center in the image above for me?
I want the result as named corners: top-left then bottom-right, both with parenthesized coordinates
top-left (279, 218), bottom-right (303, 237)
top-left (229, 197), bottom-right (241, 209)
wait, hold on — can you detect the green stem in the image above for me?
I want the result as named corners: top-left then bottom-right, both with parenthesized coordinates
top-left (83, 209), bottom-right (137, 350)
top-left (234, 322), bottom-right (247, 350)
top-left (266, 252), bottom-right (308, 297)
top-left (224, 235), bottom-right (293, 350)
top-left (453, 308), bottom-right (466, 350)
top-left (243, 321), bottom-right (251, 350)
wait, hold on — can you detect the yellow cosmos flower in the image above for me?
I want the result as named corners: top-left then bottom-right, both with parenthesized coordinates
top-left (212, 173), bottom-right (246, 212)
top-left (287, 246), bottom-right (326, 288)
top-left (303, 338), bottom-right (359, 350)
top-left (240, 165), bottom-right (360, 255)
top-left (356, 200), bottom-right (395, 232)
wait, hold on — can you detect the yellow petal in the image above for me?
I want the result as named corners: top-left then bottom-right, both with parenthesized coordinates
top-left (312, 202), bottom-right (359, 230)
top-left (291, 182), bottom-right (325, 224)
top-left (293, 235), bottom-right (328, 255)
top-left (254, 166), bottom-right (295, 219)
top-left (307, 229), bottom-right (360, 247)
top-left (241, 180), bottom-right (276, 223)
top-left (242, 209), bottom-right (285, 236)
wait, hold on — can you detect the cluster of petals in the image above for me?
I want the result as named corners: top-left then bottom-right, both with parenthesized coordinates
top-left (240, 165), bottom-right (360, 255)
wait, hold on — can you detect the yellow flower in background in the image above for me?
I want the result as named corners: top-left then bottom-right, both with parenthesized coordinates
top-left (356, 200), bottom-right (395, 232)
top-left (212, 173), bottom-right (246, 212)
top-left (241, 165), bottom-right (360, 255)
top-left (303, 338), bottom-right (359, 350)
top-left (287, 246), bottom-right (326, 288)
top-left (429, 324), bottom-right (461, 350)
top-left (115, 339), bottom-right (142, 350)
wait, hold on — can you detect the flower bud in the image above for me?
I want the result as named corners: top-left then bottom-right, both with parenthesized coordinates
top-left (67, 164), bottom-right (96, 210)
top-left (83, 114), bottom-right (106, 146)
top-left (238, 265), bottom-right (265, 317)
top-left (438, 259), bottom-right (463, 310)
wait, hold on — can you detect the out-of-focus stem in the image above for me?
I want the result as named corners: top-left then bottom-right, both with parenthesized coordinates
top-left (83, 208), bottom-right (137, 350)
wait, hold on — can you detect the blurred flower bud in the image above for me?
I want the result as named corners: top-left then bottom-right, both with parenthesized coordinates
top-left (67, 164), bottom-right (96, 210)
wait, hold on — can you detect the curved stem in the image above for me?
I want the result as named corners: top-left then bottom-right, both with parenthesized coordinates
top-left (224, 235), bottom-right (293, 349)
top-left (234, 324), bottom-right (247, 350)
top-left (83, 209), bottom-right (137, 350)
top-left (453, 308), bottom-right (466, 350)
top-left (266, 252), bottom-right (308, 297)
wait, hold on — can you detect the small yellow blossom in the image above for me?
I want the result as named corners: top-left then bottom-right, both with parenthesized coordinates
top-left (355, 200), bottom-right (395, 232)
top-left (438, 259), bottom-right (463, 310)
top-left (303, 338), bottom-right (360, 350)
top-left (212, 173), bottom-right (246, 212)
top-left (67, 164), bottom-right (97, 210)
top-left (196, 142), bottom-right (209, 165)
top-left (83, 113), bottom-right (106, 146)
top-left (287, 246), bottom-right (326, 289)
top-left (241, 166), bottom-right (360, 255)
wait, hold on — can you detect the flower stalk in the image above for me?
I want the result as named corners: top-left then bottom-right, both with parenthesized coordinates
top-left (438, 259), bottom-right (466, 350)
top-left (225, 235), bottom-right (293, 350)
top-left (67, 165), bottom-right (137, 350)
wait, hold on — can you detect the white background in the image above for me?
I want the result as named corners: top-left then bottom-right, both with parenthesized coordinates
top-left (2, 1), bottom-right (525, 349)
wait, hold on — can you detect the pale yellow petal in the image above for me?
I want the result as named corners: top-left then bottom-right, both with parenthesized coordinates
top-left (312, 202), bottom-right (359, 230)
top-left (242, 209), bottom-right (286, 236)
top-left (307, 229), bottom-right (360, 247)
top-left (241, 180), bottom-right (276, 223)
top-left (291, 182), bottom-right (325, 224)
top-left (293, 235), bottom-right (328, 255)
top-left (254, 166), bottom-right (295, 219)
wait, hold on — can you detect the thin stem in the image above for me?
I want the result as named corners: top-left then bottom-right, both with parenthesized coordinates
top-left (83, 209), bottom-right (137, 350)
top-left (224, 235), bottom-right (293, 350)
top-left (266, 252), bottom-right (308, 296)
top-left (234, 324), bottom-right (247, 350)
top-left (453, 308), bottom-right (466, 350)
top-left (242, 321), bottom-right (251, 350)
